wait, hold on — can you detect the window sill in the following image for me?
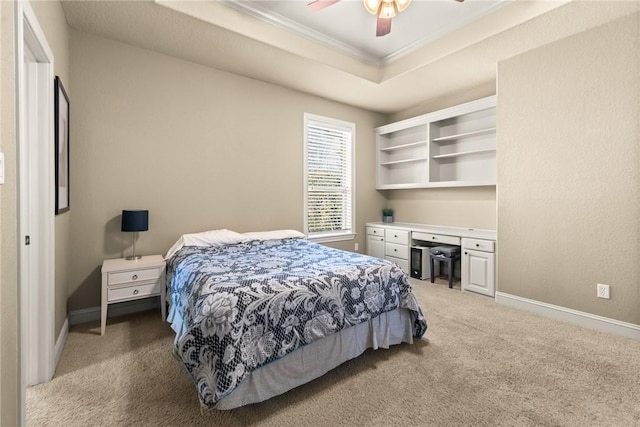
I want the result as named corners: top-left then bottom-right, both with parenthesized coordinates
top-left (308, 232), bottom-right (356, 244)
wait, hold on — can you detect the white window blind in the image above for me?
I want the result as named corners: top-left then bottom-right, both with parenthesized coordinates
top-left (304, 114), bottom-right (355, 241)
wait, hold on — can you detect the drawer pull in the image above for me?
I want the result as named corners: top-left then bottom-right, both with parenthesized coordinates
top-left (132, 274), bottom-right (138, 280)
top-left (432, 237), bottom-right (436, 240)
top-left (133, 289), bottom-right (139, 295)
top-left (394, 234), bottom-right (398, 238)
top-left (394, 249), bottom-right (398, 252)
top-left (476, 244), bottom-right (480, 247)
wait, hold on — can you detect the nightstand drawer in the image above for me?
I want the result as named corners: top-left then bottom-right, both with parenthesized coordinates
top-left (107, 281), bottom-right (161, 302)
top-left (108, 267), bottom-right (162, 285)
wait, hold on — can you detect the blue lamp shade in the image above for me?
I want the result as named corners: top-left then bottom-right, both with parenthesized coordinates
top-left (121, 210), bottom-right (149, 232)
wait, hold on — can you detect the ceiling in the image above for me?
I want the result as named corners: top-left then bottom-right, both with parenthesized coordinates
top-left (219, 0), bottom-right (511, 65)
top-left (60, 1), bottom-right (640, 114)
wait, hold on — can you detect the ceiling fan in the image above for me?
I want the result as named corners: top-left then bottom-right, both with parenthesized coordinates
top-left (308, 0), bottom-right (465, 37)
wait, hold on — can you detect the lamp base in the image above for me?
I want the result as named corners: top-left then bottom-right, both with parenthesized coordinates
top-left (126, 255), bottom-right (142, 261)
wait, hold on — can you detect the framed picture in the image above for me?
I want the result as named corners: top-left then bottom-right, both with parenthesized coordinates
top-left (55, 76), bottom-right (70, 214)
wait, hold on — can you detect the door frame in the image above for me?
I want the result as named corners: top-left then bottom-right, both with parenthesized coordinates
top-left (15, 0), bottom-right (55, 423)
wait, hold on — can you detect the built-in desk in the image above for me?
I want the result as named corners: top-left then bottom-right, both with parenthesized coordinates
top-left (366, 222), bottom-right (496, 297)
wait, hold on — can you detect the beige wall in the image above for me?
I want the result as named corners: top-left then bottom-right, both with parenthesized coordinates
top-left (68, 31), bottom-right (386, 311)
top-left (383, 187), bottom-right (497, 230)
top-left (380, 82), bottom-right (497, 230)
top-left (1, 1), bottom-right (18, 424)
top-left (30, 0), bottom-right (71, 348)
top-left (497, 12), bottom-right (640, 324)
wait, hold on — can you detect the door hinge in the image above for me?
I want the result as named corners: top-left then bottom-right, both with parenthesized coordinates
top-left (25, 235), bottom-right (30, 245)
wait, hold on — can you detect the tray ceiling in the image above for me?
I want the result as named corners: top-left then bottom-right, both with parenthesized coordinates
top-left (61, 1), bottom-right (639, 113)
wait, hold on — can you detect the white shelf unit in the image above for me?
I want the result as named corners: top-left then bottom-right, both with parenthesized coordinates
top-left (429, 101), bottom-right (496, 185)
top-left (376, 121), bottom-right (429, 189)
top-left (375, 96), bottom-right (496, 189)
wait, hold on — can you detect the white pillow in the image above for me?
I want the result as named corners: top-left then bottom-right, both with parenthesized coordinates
top-left (242, 229), bottom-right (306, 241)
top-left (165, 229), bottom-right (249, 260)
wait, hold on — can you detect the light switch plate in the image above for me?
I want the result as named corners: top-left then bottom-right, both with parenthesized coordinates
top-left (0, 152), bottom-right (5, 184)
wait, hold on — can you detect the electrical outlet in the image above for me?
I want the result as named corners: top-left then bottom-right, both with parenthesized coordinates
top-left (597, 283), bottom-right (610, 299)
top-left (354, 243), bottom-right (359, 251)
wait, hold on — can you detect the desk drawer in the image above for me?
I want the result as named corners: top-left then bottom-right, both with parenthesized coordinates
top-left (107, 281), bottom-right (161, 302)
top-left (412, 231), bottom-right (460, 246)
top-left (462, 238), bottom-right (495, 253)
top-left (385, 229), bottom-right (409, 245)
top-left (108, 267), bottom-right (162, 286)
top-left (386, 256), bottom-right (409, 274)
top-left (385, 242), bottom-right (408, 260)
top-left (367, 226), bottom-right (384, 237)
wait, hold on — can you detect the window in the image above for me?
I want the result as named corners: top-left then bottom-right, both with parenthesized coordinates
top-left (304, 113), bottom-right (355, 242)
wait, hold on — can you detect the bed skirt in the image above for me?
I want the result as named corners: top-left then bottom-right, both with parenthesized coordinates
top-left (214, 307), bottom-right (416, 410)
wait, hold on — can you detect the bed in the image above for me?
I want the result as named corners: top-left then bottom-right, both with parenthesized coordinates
top-left (165, 229), bottom-right (427, 410)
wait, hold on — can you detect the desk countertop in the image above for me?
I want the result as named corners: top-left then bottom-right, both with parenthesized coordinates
top-left (366, 222), bottom-right (496, 240)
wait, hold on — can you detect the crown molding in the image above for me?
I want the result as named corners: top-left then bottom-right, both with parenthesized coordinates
top-left (220, 0), bottom-right (383, 66)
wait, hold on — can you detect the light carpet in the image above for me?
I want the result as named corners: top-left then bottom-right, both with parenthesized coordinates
top-left (26, 279), bottom-right (640, 426)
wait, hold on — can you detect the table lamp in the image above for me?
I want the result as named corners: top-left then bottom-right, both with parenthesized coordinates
top-left (121, 209), bottom-right (148, 260)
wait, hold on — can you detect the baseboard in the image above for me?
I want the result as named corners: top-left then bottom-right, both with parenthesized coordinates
top-left (69, 297), bottom-right (160, 326)
top-left (54, 318), bottom-right (69, 369)
top-left (495, 291), bottom-right (640, 340)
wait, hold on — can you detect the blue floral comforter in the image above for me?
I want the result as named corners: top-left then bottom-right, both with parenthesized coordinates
top-left (166, 238), bottom-right (427, 409)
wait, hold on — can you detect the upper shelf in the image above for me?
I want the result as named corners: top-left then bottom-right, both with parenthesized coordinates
top-left (380, 157), bottom-right (428, 166)
top-left (431, 127), bottom-right (496, 143)
top-left (431, 148), bottom-right (496, 159)
top-left (379, 141), bottom-right (428, 152)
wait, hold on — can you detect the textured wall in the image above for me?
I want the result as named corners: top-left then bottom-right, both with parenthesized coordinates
top-left (1, 1), bottom-right (18, 424)
top-left (30, 0), bottom-right (71, 348)
top-left (497, 12), bottom-right (640, 324)
top-left (68, 31), bottom-right (386, 311)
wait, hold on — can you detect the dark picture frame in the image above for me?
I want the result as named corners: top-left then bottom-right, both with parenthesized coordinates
top-left (55, 76), bottom-right (70, 214)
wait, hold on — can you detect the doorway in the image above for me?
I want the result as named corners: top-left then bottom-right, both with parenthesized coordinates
top-left (16, 0), bottom-right (56, 424)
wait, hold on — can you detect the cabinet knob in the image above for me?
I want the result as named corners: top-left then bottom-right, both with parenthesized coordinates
top-left (132, 274), bottom-right (138, 280)
top-left (464, 252), bottom-right (468, 255)
top-left (432, 237), bottom-right (436, 240)
top-left (476, 244), bottom-right (480, 247)
top-left (133, 289), bottom-right (139, 295)
top-left (394, 234), bottom-right (398, 238)
top-left (394, 249), bottom-right (398, 252)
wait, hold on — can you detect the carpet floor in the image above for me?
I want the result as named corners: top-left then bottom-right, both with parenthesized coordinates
top-left (26, 278), bottom-right (640, 426)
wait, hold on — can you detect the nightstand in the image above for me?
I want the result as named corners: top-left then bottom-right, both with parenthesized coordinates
top-left (101, 254), bottom-right (166, 336)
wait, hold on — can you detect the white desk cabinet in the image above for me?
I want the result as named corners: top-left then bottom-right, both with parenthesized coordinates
top-left (366, 225), bottom-right (410, 274)
top-left (366, 222), bottom-right (497, 297)
top-left (367, 226), bottom-right (385, 259)
top-left (384, 228), bottom-right (410, 274)
top-left (101, 255), bottom-right (166, 336)
top-left (462, 238), bottom-right (496, 297)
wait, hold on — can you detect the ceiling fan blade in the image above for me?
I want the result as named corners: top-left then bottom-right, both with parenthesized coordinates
top-left (307, 0), bottom-right (340, 11)
top-left (376, 17), bottom-right (392, 37)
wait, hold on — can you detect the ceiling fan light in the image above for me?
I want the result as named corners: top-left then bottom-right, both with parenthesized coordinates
top-left (378, 0), bottom-right (396, 18)
top-left (394, 0), bottom-right (411, 12)
top-left (363, 0), bottom-right (381, 15)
